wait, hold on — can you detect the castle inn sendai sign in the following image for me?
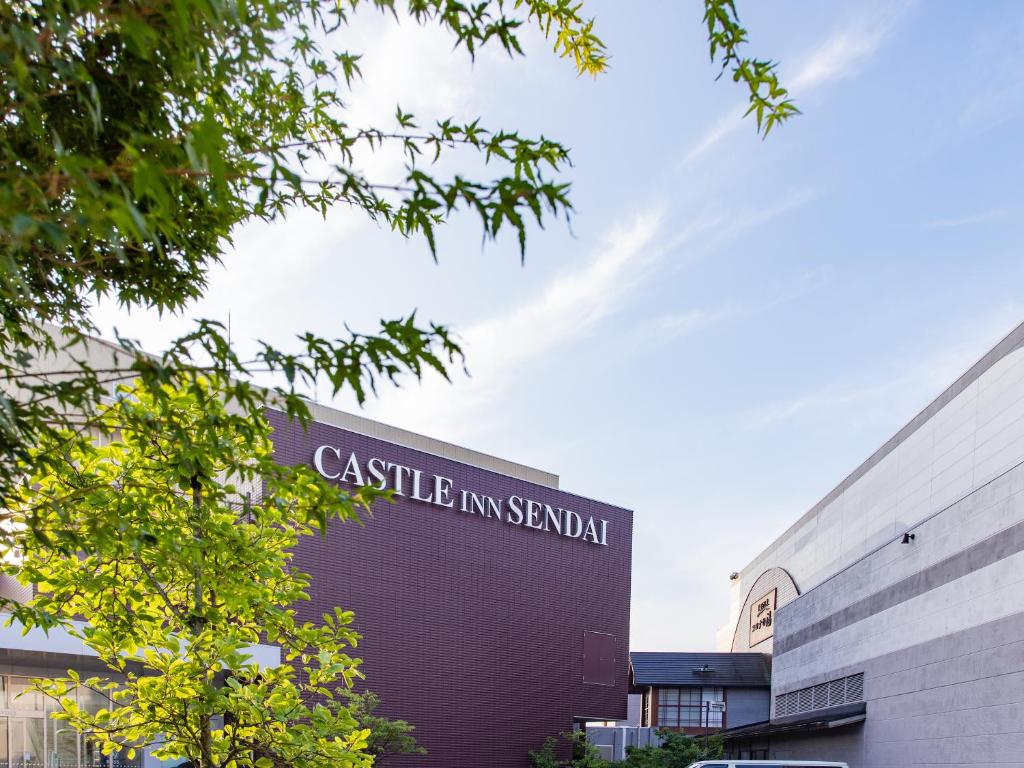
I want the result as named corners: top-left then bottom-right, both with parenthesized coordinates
top-left (749, 588), bottom-right (776, 646)
top-left (313, 445), bottom-right (610, 546)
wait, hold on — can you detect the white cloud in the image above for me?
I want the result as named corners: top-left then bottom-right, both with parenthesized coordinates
top-left (89, 9), bottom-right (512, 358)
top-left (648, 266), bottom-right (827, 347)
top-left (357, 188), bottom-right (819, 443)
top-left (741, 302), bottom-right (1024, 432)
top-left (956, 17), bottom-right (1024, 137)
top-left (742, 381), bottom-right (899, 431)
top-left (925, 208), bottom-right (1021, 229)
top-left (682, 2), bottom-right (912, 164)
top-left (654, 308), bottom-right (722, 338)
top-left (788, 5), bottom-right (907, 92)
top-left (339, 13), bottom-right (492, 184)
top-left (958, 75), bottom-right (1024, 135)
top-left (467, 213), bottom-right (665, 362)
top-left (360, 209), bottom-right (666, 440)
top-left (681, 106), bottom-right (746, 165)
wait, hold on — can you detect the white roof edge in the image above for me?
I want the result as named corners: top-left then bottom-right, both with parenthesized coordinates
top-left (39, 327), bottom-right (560, 490)
top-left (301, 399), bottom-right (560, 489)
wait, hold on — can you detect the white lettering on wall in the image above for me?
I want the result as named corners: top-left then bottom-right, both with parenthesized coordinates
top-left (507, 495), bottom-right (524, 525)
top-left (340, 452), bottom-right (364, 486)
top-left (313, 446), bottom-right (611, 546)
top-left (434, 476), bottom-right (455, 508)
top-left (367, 457), bottom-right (388, 490)
top-left (313, 445), bottom-right (342, 479)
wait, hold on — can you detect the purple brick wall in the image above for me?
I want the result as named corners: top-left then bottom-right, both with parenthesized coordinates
top-left (266, 410), bottom-right (633, 768)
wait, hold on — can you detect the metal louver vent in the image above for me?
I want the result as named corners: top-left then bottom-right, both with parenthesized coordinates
top-left (827, 679), bottom-right (845, 705)
top-left (846, 672), bottom-right (864, 700)
top-left (775, 672), bottom-right (865, 718)
top-left (777, 692), bottom-right (796, 717)
top-left (797, 687), bottom-right (813, 711)
top-left (775, 692), bottom-right (794, 717)
top-left (812, 682), bottom-right (829, 709)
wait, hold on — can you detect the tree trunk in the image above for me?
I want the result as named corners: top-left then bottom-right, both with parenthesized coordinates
top-left (191, 474), bottom-right (214, 768)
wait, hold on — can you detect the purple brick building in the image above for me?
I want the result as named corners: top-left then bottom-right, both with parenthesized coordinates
top-left (266, 405), bottom-right (633, 768)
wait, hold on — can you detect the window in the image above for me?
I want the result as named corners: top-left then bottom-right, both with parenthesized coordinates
top-left (656, 687), bottom-right (724, 728)
top-left (702, 686), bottom-right (725, 727)
top-left (8, 679), bottom-right (43, 712)
top-left (0, 674), bottom-right (141, 768)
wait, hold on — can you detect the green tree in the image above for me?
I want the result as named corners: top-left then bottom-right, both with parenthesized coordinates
top-left (528, 731), bottom-right (611, 768)
top-left (622, 730), bottom-right (723, 768)
top-left (529, 728), bottom-right (727, 768)
top-left (2, 1), bottom-right (793, 759)
top-left (4, 376), bottom-right (384, 768)
top-left (338, 689), bottom-right (427, 759)
top-left (0, 0), bottom-right (795, 559)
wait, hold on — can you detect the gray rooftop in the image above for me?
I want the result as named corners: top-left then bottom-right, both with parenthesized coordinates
top-left (630, 652), bottom-right (771, 688)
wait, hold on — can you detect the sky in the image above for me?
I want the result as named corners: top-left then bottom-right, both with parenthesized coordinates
top-left (91, 0), bottom-right (1024, 651)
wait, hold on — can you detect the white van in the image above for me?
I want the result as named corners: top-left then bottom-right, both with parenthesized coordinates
top-left (688, 762), bottom-right (848, 768)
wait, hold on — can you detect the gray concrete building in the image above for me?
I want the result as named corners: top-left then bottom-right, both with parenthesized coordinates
top-left (719, 321), bottom-right (1024, 766)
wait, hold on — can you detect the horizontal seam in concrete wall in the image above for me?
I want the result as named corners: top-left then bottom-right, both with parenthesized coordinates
top-left (873, 664), bottom-right (1024, 705)
top-left (742, 321), bottom-right (1024, 582)
top-left (776, 453), bottom-right (1024, 618)
top-left (774, 519), bottom-right (1024, 656)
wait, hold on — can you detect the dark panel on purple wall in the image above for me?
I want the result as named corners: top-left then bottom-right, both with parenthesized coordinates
top-left (266, 410), bottom-right (633, 768)
top-left (582, 631), bottom-right (617, 687)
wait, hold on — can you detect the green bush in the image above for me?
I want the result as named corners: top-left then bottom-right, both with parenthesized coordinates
top-left (529, 729), bottom-right (723, 768)
top-left (622, 731), bottom-right (723, 768)
top-left (529, 731), bottom-right (612, 768)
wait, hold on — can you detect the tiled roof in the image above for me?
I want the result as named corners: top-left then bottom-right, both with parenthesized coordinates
top-left (630, 652), bottom-right (771, 688)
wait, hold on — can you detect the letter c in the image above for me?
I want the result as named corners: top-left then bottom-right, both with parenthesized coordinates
top-left (313, 445), bottom-right (342, 479)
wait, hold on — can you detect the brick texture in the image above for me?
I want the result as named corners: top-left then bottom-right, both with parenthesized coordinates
top-left (266, 410), bottom-right (633, 768)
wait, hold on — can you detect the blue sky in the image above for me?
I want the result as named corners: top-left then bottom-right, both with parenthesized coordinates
top-left (93, 0), bottom-right (1024, 650)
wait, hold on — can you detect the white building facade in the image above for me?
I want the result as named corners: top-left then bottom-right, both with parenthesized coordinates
top-left (721, 322), bottom-right (1024, 766)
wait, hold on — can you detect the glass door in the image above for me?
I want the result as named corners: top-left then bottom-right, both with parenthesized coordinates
top-left (0, 674), bottom-right (141, 768)
top-left (10, 717), bottom-right (45, 768)
top-left (45, 720), bottom-right (78, 768)
top-left (0, 716), bottom-right (8, 768)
